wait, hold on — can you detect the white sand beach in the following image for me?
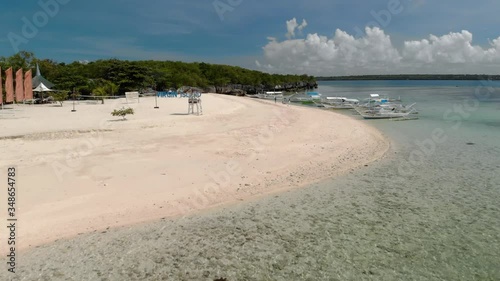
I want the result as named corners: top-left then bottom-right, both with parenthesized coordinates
top-left (0, 94), bottom-right (388, 252)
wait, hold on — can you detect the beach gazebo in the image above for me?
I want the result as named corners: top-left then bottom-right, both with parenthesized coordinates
top-left (32, 64), bottom-right (54, 89)
top-left (33, 82), bottom-right (53, 103)
top-left (31, 64), bottom-right (55, 103)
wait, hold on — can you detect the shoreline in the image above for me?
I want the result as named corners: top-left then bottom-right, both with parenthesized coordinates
top-left (0, 94), bottom-right (389, 253)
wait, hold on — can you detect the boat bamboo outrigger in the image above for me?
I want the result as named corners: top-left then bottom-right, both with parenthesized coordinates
top-left (354, 93), bottom-right (418, 120)
top-left (355, 107), bottom-right (417, 119)
top-left (315, 96), bottom-right (360, 109)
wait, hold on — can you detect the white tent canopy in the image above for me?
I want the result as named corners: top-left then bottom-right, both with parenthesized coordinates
top-left (33, 82), bottom-right (53, 92)
top-left (32, 82), bottom-right (54, 103)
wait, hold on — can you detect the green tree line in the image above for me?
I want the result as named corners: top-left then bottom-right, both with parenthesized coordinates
top-left (0, 51), bottom-right (316, 96)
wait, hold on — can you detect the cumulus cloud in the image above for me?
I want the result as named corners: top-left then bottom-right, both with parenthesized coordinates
top-left (265, 26), bottom-right (401, 74)
top-left (403, 30), bottom-right (500, 64)
top-left (256, 60), bottom-right (273, 70)
top-left (298, 19), bottom-right (308, 32)
top-left (259, 20), bottom-right (500, 75)
top-left (286, 18), bottom-right (308, 39)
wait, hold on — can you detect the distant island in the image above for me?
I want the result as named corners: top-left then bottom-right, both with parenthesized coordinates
top-left (316, 74), bottom-right (500, 81)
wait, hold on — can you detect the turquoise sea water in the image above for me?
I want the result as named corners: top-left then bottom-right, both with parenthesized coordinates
top-left (305, 80), bottom-right (500, 279)
top-left (5, 81), bottom-right (500, 280)
top-left (318, 80), bottom-right (500, 148)
top-left (284, 81), bottom-right (500, 279)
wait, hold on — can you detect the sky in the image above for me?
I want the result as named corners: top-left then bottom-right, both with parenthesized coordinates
top-left (2, 0), bottom-right (500, 75)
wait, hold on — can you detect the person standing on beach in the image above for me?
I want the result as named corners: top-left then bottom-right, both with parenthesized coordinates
top-left (274, 96), bottom-right (277, 103)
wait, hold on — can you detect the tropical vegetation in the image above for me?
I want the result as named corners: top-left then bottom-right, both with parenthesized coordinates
top-left (0, 51), bottom-right (316, 98)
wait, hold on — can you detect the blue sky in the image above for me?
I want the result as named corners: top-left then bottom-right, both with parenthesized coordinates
top-left (2, 0), bottom-right (500, 75)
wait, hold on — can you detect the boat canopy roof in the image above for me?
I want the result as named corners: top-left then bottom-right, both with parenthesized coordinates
top-left (306, 92), bottom-right (321, 96)
top-left (345, 98), bottom-right (359, 102)
top-left (325, 97), bottom-right (359, 102)
top-left (326, 96), bottom-right (347, 100)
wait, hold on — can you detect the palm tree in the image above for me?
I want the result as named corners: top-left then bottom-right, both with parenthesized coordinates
top-left (93, 86), bottom-right (107, 104)
top-left (93, 81), bottom-right (118, 104)
top-left (105, 82), bottom-right (118, 96)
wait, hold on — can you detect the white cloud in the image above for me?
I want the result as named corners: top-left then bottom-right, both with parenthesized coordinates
top-left (286, 18), bottom-right (308, 39)
top-left (265, 26), bottom-right (401, 75)
top-left (254, 60), bottom-right (273, 70)
top-left (260, 20), bottom-right (500, 75)
top-left (403, 30), bottom-right (499, 64)
top-left (298, 19), bottom-right (308, 32)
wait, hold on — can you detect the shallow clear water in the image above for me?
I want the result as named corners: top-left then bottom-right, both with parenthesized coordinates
top-left (308, 80), bottom-right (500, 279)
top-left (319, 80), bottom-right (500, 149)
top-left (5, 81), bottom-right (500, 281)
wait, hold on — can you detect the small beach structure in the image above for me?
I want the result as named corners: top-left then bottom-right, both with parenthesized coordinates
top-left (32, 64), bottom-right (54, 89)
top-left (31, 64), bottom-right (55, 103)
top-left (33, 82), bottom-right (54, 103)
top-left (187, 91), bottom-right (202, 115)
top-left (125, 92), bottom-right (140, 104)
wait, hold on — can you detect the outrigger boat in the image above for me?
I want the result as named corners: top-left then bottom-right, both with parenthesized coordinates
top-left (357, 94), bottom-right (401, 107)
top-left (354, 93), bottom-right (418, 120)
top-left (358, 94), bottom-right (417, 111)
top-left (315, 96), bottom-right (360, 109)
top-left (355, 107), bottom-right (417, 119)
top-left (289, 91), bottom-right (322, 102)
top-left (247, 91), bottom-right (284, 99)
